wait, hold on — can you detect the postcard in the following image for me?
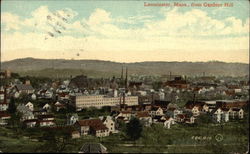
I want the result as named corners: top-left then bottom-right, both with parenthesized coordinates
top-left (0, 0), bottom-right (249, 153)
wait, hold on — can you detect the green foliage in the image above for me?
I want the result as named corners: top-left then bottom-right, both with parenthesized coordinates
top-left (152, 81), bottom-right (163, 90)
top-left (126, 117), bottom-right (143, 141)
top-left (196, 113), bottom-right (213, 124)
top-left (19, 76), bottom-right (52, 89)
top-left (8, 97), bottom-right (16, 114)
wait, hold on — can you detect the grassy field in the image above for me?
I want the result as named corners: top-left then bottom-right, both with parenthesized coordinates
top-left (0, 118), bottom-right (248, 153)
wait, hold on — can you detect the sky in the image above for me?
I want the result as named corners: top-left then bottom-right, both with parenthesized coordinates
top-left (1, 0), bottom-right (249, 63)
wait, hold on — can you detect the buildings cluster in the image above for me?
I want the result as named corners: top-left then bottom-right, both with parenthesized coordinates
top-left (0, 69), bottom-right (249, 139)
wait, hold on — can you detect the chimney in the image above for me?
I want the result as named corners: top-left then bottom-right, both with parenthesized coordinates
top-left (169, 71), bottom-right (172, 80)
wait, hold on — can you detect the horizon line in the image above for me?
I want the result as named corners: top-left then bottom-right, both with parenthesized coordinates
top-left (1, 57), bottom-right (249, 64)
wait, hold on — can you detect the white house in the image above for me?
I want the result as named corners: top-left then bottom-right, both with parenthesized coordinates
top-left (43, 103), bottom-right (51, 111)
top-left (150, 106), bottom-right (164, 116)
top-left (102, 116), bottom-right (116, 134)
top-left (14, 91), bottom-right (20, 98)
top-left (229, 108), bottom-right (244, 119)
top-left (211, 108), bottom-right (229, 123)
top-left (0, 91), bottom-right (4, 100)
top-left (54, 101), bottom-right (65, 111)
top-left (31, 93), bottom-right (36, 100)
top-left (163, 117), bottom-right (175, 129)
top-left (67, 114), bottom-right (79, 125)
top-left (221, 108), bottom-right (229, 122)
top-left (0, 102), bottom-right (8, 111)
top-left (25, 102), bottom-right (34, 111)
top-left (115, 111), bottom-right (132, 123)
top-left (191, 106), bottom-right (202, 117)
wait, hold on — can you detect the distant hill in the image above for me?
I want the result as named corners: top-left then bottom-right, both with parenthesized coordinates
top-left (1, 58), bottom-right (249, 78)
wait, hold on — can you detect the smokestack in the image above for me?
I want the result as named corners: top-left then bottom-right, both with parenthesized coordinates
top-left (125, 67), bottom-right (128, 90)
top-left (4, 87), bottom-right (7, 103)
top-left (121, 66), bottom-right (124, 80)
top-left (169, 72), bottom-right (172, 80)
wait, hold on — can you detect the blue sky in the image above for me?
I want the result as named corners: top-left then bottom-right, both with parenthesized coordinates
top-left (1, 0), bottom-right (249, 63)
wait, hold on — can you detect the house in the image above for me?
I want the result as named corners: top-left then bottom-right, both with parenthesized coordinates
top-left (150, 106), bottom-right (164, 116)
top-left (71, 131), bottom-right (80, 139)
top-left (191, 106), bottom-right (202, 117)
top-left (229, 108), bottom-right (244, 119)
top-left (58, 92), bottom-right (69, 100)
top-left (166, 107), bottom-right (182, 119)
top-left (153, 115), bottom-right (167, 123)
top-left (102, 116), bottom-right (116, 134)
top-left (184, 116), bottom-right (196, 124)
top-left (79, 143), bottom-right (107, 153)
top-left (75, 119), bottom-right (109, 137)
top-left (20, 112), bottom-right (35, 121)
top-left (23, 119), bottom-right (38, 128)
top-left (163, 117), bottom-right (175, 129)
top-left (136, 111), bottom-right (152, 127)
top-left (0, 91), bottom-right (4, 100)
top-left (0, 112), bottom-right (11, 125)
top-left (38, 120), bottom-right (55, 127)
top-left (43, 103), bottom-right (51, 111)
top-left (37, 114), bottom-right (55, 127)
top-left (221, 108), bottom-right (229, 122)
top-left (115, 111), bottom-right (132, 123)
top-left (14, 91), bottom-right (20, 98)
top-left (210, 108), bottom-right (230, 123)
top-left (54, 101), bottom-right (65, 111)
top-left (185, 101), bottom-right (204, 116)
top-left (176, 114), bottom-right (187, 123)
top-left (67, 113), bottom-right (79, 125)
top-left (31, 93), bottom-right (37, 100)
top-left (38, 114), bottom-right (54, 121)
top-left (0, 102), bottom-right (8, 111)
top-left (14, 84), bottom-right (34, 94)
top-left (202, 104), bottom-right (209, 112)
top-left (25, 102), bottom-right (34, 111)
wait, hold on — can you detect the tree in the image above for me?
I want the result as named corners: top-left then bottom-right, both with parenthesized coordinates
top-left (196, 113), bottom-right (213, 124)
top-left (126, 117), bottom-right (143, 140)
top-left (8, 97), bottom-right (16, 114)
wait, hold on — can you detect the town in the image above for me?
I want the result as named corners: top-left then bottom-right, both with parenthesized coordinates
top-left (0, 68), bottom-right (249, 153)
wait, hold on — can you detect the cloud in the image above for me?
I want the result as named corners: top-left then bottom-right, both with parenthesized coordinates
top-left (87, 8), bottom-right (112, 25)
top-left (1, 12), bottom-right (22, 30)
top-left (1, 6), bottom-right (249, 63)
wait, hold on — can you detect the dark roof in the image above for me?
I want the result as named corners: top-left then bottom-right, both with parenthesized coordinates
top-left (15, 84), bottom-right (34, 91)
top-left (76, 119), bottom-right (108, 131)
top-left (38, 114), bottom-right (54, 119)
top-left (23, 119), bottom-right (38, 123)
top-left (0, 112), bottom-right (11, 118)
top-left (80, 143), bottom-right (107, 153)
top-left (136, 111), bottom-right (150, 118)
